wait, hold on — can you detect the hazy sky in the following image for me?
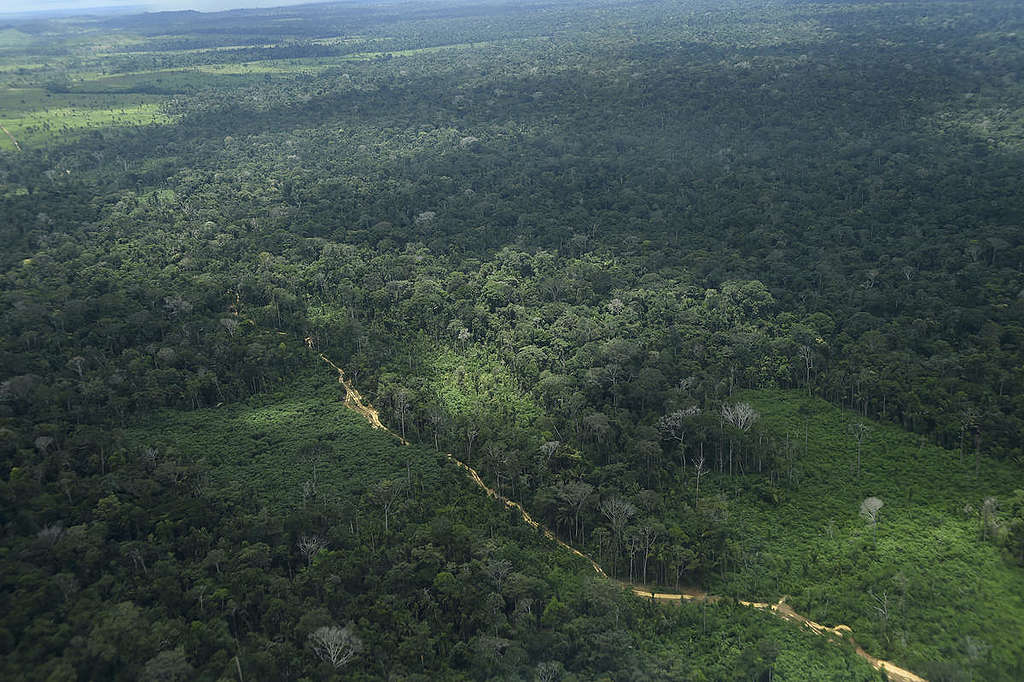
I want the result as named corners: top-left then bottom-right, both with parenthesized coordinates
top-left (0, 0), bottom-right (320, 15)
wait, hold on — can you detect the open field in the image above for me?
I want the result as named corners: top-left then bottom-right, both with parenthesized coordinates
top-left (0, 88), bottom-right (171, 150)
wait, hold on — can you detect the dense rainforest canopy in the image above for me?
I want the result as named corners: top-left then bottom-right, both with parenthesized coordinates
top-left (1, 0), bottom-right (1023, 680)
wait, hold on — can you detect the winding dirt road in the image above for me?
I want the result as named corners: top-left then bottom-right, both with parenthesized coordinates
top-left (1, 125), bottom-right (22, 152)
top-left (319, 355), bottom-right (925, 682)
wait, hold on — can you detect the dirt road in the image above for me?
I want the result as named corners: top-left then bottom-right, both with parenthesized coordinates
top-left (320, 354), bottom-right (926, 682)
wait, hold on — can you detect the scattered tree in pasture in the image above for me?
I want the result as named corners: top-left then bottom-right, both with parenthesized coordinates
top-left (722, 402), bottom-right (758, 432)
top-left (722, 402), bottom-right (758, 474)
top-left (860, 496), bottom-right (883, 545)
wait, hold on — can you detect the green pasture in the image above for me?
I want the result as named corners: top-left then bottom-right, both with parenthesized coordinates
top-left (0, 87), bottom-right (171, 149)
top-left (196, 60), bottom-right (340, 75)
top-left (0, 28), bottom-right (34, 51)
top-left (67, 69), bottom-right (269, 93)
top-left (704, 389), bottom-right (1024, 677)
top-left (342, 41), bottom-right (497, 60)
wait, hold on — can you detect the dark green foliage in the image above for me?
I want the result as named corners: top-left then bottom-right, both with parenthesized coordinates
top-left (2, 0), bottom-right (1024, 679)
top-left (0, 381), bottom-right (878, 680)
top-left (718, 391), bottom-right (1024, 679)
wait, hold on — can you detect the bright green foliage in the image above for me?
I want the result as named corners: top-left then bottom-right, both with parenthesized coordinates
top-left (716, 390), bottom-right (1024, 678)
top-left (0, 88), bottom-right (171, 150)
top-left (425, 346), bottom-right (542, 427)
top-left (126, 375), bottom-right (439, 510)
top-left (2, 0), bottom-right (1024, 679)
top-left (1, 378), bottom-right (882, 680)
top-left (641, 600), bottom-right (879, 681)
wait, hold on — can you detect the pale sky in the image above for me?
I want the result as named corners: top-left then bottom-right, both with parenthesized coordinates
top-left (0, 0), bottom-right (320, 16)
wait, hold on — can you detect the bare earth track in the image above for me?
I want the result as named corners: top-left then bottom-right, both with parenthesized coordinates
top-left (319, 354), bottom-right (925, 682)
top-left (0, 125), bottom-right (22, 152)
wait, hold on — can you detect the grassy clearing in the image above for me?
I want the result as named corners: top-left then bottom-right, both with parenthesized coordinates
top-left (68, 69), bottom-right (265, 93)
top-left (0, 29), bottom-right (34, 50)
top-left (195, 60), bottom-right (340, 75)
top-left (702, 389), bottom-right (1024, 678)
top-left (92, 41), bottom-right (264, 58)
top-left (54, 61), bottom-right (337, 95)
top-left (0, 62), bottom-right (45, 73)
top-left (341, 41), bottom-right (498, 60)
top-left (125, 373), bottom-right (442, 512)
top-left (0, 88), bottom-right (171, 149)
top-left (0, 103), bottom-right (170, 149)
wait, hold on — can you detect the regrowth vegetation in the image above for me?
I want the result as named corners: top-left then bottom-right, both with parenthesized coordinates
top-left (2, 0), bottom-right (1024, 679)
